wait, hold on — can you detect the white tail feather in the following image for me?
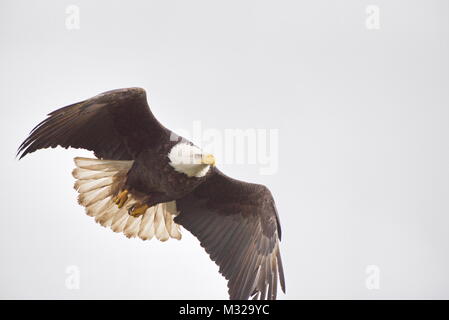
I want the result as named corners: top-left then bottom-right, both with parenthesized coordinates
top-left (73, 157), bottom-right (182, 241)
top-left (75, 177), bottom-right (115, 193)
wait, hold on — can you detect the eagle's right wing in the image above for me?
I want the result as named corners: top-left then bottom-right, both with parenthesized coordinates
top-left (175, 169), bottom-right (286, 300)
top-left (18, 87), bottom-right (169, 160)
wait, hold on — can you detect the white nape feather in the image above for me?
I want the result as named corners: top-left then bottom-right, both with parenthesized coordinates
top-left (168, 142), bottom-right (211, 178)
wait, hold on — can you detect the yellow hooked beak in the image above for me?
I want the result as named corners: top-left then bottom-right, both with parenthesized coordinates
top-left (201, 154), bottom-right (216, 166)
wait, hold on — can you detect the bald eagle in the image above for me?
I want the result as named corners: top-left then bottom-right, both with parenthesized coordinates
top-left (17, 88), bottom-right (285, 300)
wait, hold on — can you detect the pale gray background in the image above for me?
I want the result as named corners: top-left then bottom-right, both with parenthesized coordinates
top-left (1, 0), bottom-right (448, 299)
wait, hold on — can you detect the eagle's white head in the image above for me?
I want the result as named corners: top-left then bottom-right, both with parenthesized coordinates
top-left (168, 142), bottom-right (216, 178)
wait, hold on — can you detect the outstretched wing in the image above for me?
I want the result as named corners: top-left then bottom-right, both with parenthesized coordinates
top-left (18, 87), bottom-right (169, 160)
top-left (174, 169), bottom-right (285, 300)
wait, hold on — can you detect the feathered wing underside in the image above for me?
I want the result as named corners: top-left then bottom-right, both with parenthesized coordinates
top-left (175, 170), bottom-right (285, 300)
top-left (17, 88), bottom-right (169, 160)
top-left (73, 157), bottom-right (182, 241)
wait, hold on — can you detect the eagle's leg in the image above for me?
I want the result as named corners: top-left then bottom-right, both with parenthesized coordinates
top-left (127, 192), bottom-right (169, 217)
top-left (113, 189), bottom-right (129, 208)
top-left (128, 203), bottom-right (149, 217)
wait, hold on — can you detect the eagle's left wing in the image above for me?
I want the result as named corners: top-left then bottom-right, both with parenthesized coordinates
top-left (17, 87), bottom-right (169, 160)
top-left (174, 169), bottom-right (286, 300)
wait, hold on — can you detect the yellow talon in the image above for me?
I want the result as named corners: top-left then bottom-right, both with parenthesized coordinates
top-left (129, 203), bottom-right (149, 217)
top-left (113, 189), bottom-right (129, 208)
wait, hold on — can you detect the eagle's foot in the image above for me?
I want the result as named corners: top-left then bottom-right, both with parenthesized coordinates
top-left (128, 203), bottom-right (149, 217)
top-left (113, 189), bottom-right (129, 208)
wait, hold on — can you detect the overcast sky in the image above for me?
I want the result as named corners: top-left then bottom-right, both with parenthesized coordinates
top-left (1, 0), bottom-right (449, 299)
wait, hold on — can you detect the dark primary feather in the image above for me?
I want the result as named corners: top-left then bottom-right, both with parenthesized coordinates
top-left (175, 169), bottom-right (286, 300)
top-left (17, 88), bottom-right (169, 160)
